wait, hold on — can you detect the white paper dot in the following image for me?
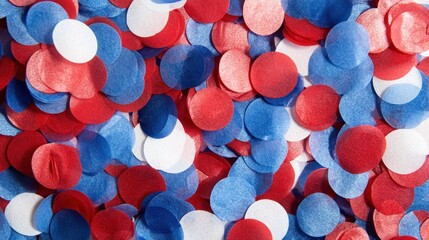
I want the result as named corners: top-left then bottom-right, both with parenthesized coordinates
top-left (143, 120), bottom-right (186, 171)
top-left (5, 193), bottom-right (43, 236)
top-left (373, 67), bottom-right (422, 104)
top-left (245, 199), bottom-right (289, 240)
top-left (132, 123), bottom-right (148, 162)
top-left (52, 19), bottom-right (98, 64)
top-left (284, 107), bottom-right (311, 142)
top-left (290, 157), bottom-right (307, 189)
top-left (383, 129), bottom-right (429, 174)
top-left (276, 38), bottom-right (319, 76)
top-left (163, 134), bottom-right (196, 174)
top-left (180, 210), bottom-right (226, 240)
top-left (127, 0), bottom-right (169, 37)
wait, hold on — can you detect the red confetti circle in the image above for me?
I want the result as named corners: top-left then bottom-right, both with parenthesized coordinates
top-left (243, 0), bottom-right (284, 36)
top-left (90, 209), bottom-right (135, 240)
top-left (356, 8), bottom-right (389, 53)
top-left (140, 10), bottom-right (185, 49)
top-left (108, 0), bottom-right (132, 8)
top-left (370, 47), bottom-right (417, 80)
top-left (117, 166), bottom-right (166, 208)
top-left (189, 87), bottom-right (234, 131)
top-left (10, 41), bottom-right (43, 65)
top-left (52, 190), bottom-right (96, 223)
top-left (0, 57), bottom-right (18, 91)
top-left (212, 21), bottom-right (250, 54)
top-left (295, 85), bottom-right (340, 131)
top-left (226, 219), bottom-right (272, 240)
top-left (390, 8), bottom-right (429, 54)
top-left (390, 237), bottom-right (418, 240)
top-left (0, 135), bottom-right (12, 172)
top-left (283, 14), bottom-right (329, 42)
top-left (371, 172), bottom-right (414, 215)
top-left (250, 52), bottom-right (298, 98)
top-left (303, 168), bottom-right (336, 198)
top-left (336, 125), bottom-right (386, 174)
top-left (26, 50), bottom-right (56, 94)
top-left (219, 50), bottom-right (252, 93)
top-left (6, 104), bottom-right (48, 131)
top-left (31, 143), bottom-right (82, 189)
top-left (70, 93), bottom-right (115, 124)
top-left (257, 162), bottom-right (295, 201)
top-left (7, 131), bottom-right (47, 176)
top-left (185, 0), bottom-right (229, 23)
top-left (326, 222), bottom-right (358, 240)
top-left (8, 0), bottom-right (36, 6)
top-left (194, 152), bottom-right (230, 199)
top-left (373, 209), bottom-right (404, 240)
top-left (339, 227), bottom-right (369, 240)
top-left (421, 219), bottom-right (429, 240)
top-left (386, 2), bottom-right (427, 25)
top-left (121, 31), bottom-right (145, 51)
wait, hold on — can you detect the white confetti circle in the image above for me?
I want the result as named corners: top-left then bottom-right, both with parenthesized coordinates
top-left (5, 193), bottom-right (44, 236)
top-left (52, 19), bottom-right (98, 64)
top-left (127, 0), bottom-right (169, 37)
top-left (180, 210), bottom-right (226, 240)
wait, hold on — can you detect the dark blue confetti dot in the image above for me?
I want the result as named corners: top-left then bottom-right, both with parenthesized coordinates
top-left (0, 168), bottom-right (37, 201)
top-left (50, 210), bottom-right (90, 240)
top-left (77, 130), bottom-right (112, 174)
top-left (6, 79), bottom-right (33, 113)
top-left (34, 195), bottom-right (54, 233)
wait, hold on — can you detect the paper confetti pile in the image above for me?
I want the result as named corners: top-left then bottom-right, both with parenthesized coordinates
top-left (0, 0), bottom-right (429, 239)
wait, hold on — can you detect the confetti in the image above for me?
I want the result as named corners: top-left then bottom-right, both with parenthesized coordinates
top-left (226, 219), bottom-right (272, 240)
top-left (5, 193), bottom-right (43, 236)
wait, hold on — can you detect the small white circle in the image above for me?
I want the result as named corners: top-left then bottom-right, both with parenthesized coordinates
top-left (127, 0), bottom-right (170, 37)
top-left (52, 19), bottom-right (98, 64)
top-left (180, 210), bottom-right (226, 240)
top-left (245, 199), bottom-right (289, 240)
top-left (143, 120), bottom-right (187, 171)
top-left (5, 193), bottom-right (44, 236)
top-left (383, 129), bottom-right (429, 174)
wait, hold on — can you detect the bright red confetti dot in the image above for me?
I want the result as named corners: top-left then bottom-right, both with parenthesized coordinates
top-left (194, 152), bottom-right (230, 199)
top-left (250, 52), bottom-right (298, 98)
top-left (219, 50), bottom-right (252, 93)
top-left (69, 93), bottom-right (115, 124)
top-left (90, 209), bottom-right (135, 240)
top-left (104, 164), bottom-right (128, 178)
top-left (26, 50), bottom-right (56, 94)
top-left (6, 105), bottom-right (49, 131)
top-left (257, 162), bottom-right (294, 202)
top-left (371, 172), bottom-right (414, 215)
top-left (189, 87), bottom-right (234, 131)
top-left (7, 131), bottom-right (47, 176)
top-left (283, 14), bottom-right (329, 42)
top-left (421, 219), bottom-right (429, 240)
top-left (31, 143), bottom-right (82, 189)
top-left (370, 46), bottom-right (417, 80)
top-left (243, 0), bottom-right (283, 36)
top-left (0, 57), bottom-right (18, 91)
top-left (388, 156), bottom-right (429, 188)
top-left (108, 0), bottom-right (132, 8)
top-left (121, 31), bottom-right (145, 51)
top-left (356, 8), bottom-right (389, 53)
top-left (184, 0), bottom-right (229, 23)
top-left (226, 219), bottom-right (272, 240)
top-left (326, 222), bottom-right (358, 240)
top-left (140, 10), bottom-right (185, 49)
top-left (212, 21), bottom-right (250, 54)
top-left (0, 135), bottom-right (12, 172)
top-left (336, 125), bottom-right (386, 174)
top-left (390, 7), bottom-right (429, 54)
top-left (373, 209), bottom-right (404, 240)
top-left (52, 190), bottom-right (96, 223)
top-left (8, 0), bottom-right (36, 6)
top-left (295, 85), bottom-right (340, 131)
top-left (303, 168), bottom-right (336, 198)
top-left (10, 41), bottom-right (43, 65)
top-left (340, 227), bottom-right (369, 240)
top-left (117, 166), bottom-right (166, 208)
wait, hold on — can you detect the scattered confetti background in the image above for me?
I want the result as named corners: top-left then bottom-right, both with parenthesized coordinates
top-left (0, 0), bottom-right (429, 239)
